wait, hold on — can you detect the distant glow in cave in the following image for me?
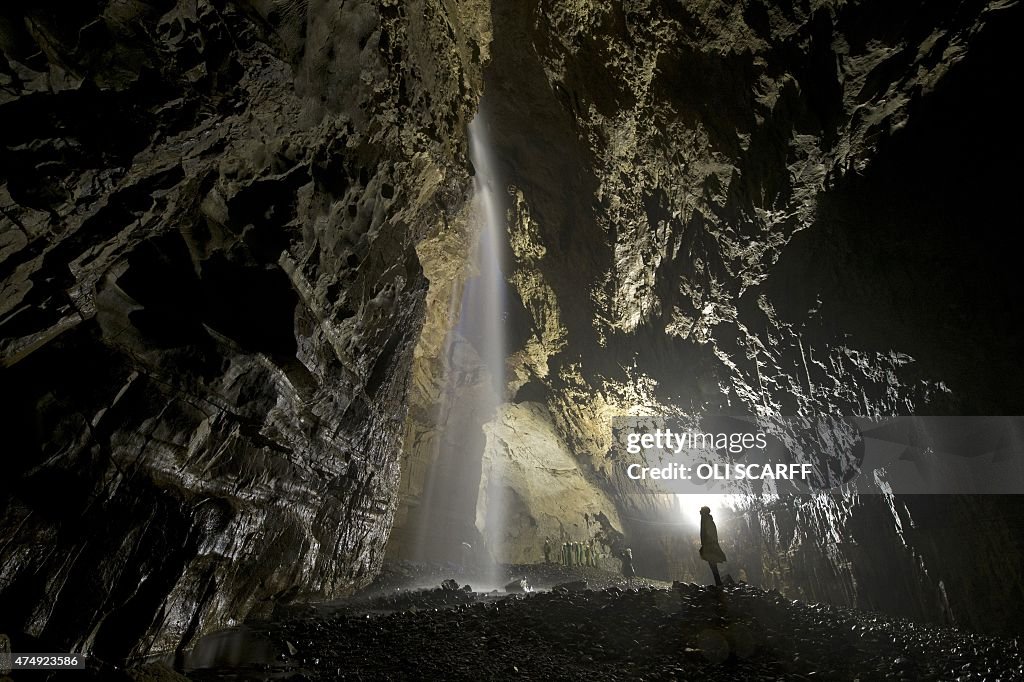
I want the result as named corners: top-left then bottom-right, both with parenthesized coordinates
top-left (676, 493), bottom-right (746, 527)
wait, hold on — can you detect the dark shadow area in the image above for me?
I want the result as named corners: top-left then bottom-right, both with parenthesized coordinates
top-left (762, 5), bottom-right (1024, 414)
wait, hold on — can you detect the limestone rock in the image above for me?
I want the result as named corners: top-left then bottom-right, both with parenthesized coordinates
top-left (0, 0), bottom-right (489, 660)
top-left (477, 402), bottom-right (623, 564)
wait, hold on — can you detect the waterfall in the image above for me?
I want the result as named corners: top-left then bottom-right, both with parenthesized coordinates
top-left (408, 112), bottom-right (508, 586)
top-left (465, 114), bottom-right (508, 581)
top-left (464, 116), bottom-right (507, 410)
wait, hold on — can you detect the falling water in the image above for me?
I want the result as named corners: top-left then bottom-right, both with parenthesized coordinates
top-left (464, 114), bottom-right (508, 583)
top-left (408, 113), bottom-right (508, 587)
top-left (464, 115), bottom-right (507, 417)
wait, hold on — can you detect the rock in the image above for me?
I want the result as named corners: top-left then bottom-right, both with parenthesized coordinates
top-left (0, 0), bottom-right (490, 661)
top-left (504, 579), bottom-right (531, 594)
top-left (3, 0), bottom-right (1023, 667)
top-left (553, 580), bottom-right (589, 593)
top-left (184, 579), bottom-right (1024, 681)
top-left (397, 0), bottom-right (1024, 639)
top-left (476, 402), bottom-right (624, 564)
top-left (124, 662), bottom-right (191, 682)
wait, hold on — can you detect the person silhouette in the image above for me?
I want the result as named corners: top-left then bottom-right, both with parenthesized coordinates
top-left (699, 506), bottom-right (727, 586)
top-left (620, 547), bottom-right (636, 586)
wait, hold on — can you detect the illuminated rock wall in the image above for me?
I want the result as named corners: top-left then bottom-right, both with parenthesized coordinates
top-left (2, 0), bottom-right (1021, 662)
top-left (468, 0), bottom-right (1024, 634)
top-left (0, 0), bottom-right (490, 659)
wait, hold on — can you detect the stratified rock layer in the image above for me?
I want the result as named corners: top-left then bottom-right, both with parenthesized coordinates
top-left (0, 0), bottom-right (488, 660)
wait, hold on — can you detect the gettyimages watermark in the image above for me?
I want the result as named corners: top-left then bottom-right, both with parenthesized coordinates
top-left (612, 415), bottom-right (1024, 495)
top-left (622, 426), bottom-right (812, 482)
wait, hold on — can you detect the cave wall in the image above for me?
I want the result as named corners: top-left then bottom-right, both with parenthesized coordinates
top-left (500, 0), bottom-right (1019, 421)
top-left (2, 0), bottom-right (1021, 660)
top-left (646, 493), bottom-right (1024, 636)
top-left (476, 401), bottom-right (624, 564)
top-left (469, 0), bottom-right (1023, 634)
top-left (0, 0), bottom-right (489, 659)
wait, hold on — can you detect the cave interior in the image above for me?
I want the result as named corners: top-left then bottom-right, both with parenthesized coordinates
top-left (1, 0), bottom-right (1023, 679)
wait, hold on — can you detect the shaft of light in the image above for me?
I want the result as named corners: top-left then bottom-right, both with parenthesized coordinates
top-left (466, 114), bottom-right (508, 582)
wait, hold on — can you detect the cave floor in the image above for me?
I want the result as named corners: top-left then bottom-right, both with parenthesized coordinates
top-left (167, 564), bottom-right (1022, 681)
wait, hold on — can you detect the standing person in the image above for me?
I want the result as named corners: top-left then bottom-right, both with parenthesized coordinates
top-left (620, 547), bottom-right (636, 587)
top-left (699, 505), bottom-right (727, 586)
top-left (543, 537), bottom-right (552, 564)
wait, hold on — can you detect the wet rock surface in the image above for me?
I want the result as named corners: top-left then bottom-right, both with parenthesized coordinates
top-left (180, 574), bottom-right (1021, 681)
top-left (392, 0), bottom-right (1024, 640)
top-left (347, 561), bottom-right (667, 601)
top-left (0, 0), bottom-right (489, 660)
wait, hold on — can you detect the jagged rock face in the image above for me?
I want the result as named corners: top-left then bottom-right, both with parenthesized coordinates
top-left (497, 0), bottom-right (1021, 419)
top-left (3, 0), bottom-right (1021, 662)
top-left (477, 401), bottom-right (623, 563)
top-left (468, 0), bottom-right (1023, 633)
top-left (0, 0), bottom-right (488, 660)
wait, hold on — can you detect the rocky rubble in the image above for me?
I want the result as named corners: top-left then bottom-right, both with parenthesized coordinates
top-left (179, 579), bottom-right (1022, 681)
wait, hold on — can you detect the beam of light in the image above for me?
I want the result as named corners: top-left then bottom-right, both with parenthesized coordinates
top-left (466, 113), bottom-right (508, 584)
top-left (407, 113), bottom-right (508, 584)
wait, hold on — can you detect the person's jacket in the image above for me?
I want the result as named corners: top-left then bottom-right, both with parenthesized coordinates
top-left (699, 512), bottom-right (728, 564)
